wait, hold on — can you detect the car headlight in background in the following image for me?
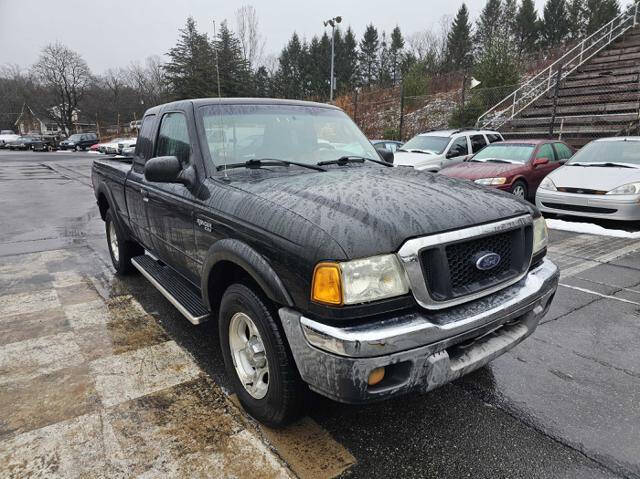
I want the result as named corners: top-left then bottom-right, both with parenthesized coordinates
top-left (533, 216), bottom-right (548, 254)
top-left (474, 177), bottom-right (507, 185)
top-left (312, 254), bottom-right (409, 305)
top-left (538, 177), bottom-right (557, 191)
top-left (606, 182), bottom-right (640, 195)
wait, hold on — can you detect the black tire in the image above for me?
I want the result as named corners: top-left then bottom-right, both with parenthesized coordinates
top-left (219, 283), bottom-right (304, 427)
top-left (105, 209), bottom-right (142, 275)
top-left (511, 180), bottom-right (528, 200)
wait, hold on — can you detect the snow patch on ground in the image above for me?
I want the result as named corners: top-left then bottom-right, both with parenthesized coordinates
top-left (546, 219), bottom-right (640, 238)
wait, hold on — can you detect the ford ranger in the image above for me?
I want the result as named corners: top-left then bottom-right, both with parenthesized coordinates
top-left (91, 98), bottom-right (558, 427)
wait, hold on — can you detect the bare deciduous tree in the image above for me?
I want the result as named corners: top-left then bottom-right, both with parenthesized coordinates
top-left (235, 5), bottom-right (265, 70)
top-left (31, 43), bottom-right (92, 133)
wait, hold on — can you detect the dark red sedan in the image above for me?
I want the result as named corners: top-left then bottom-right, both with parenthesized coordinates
top-left (439, 139), bottom-right (574, 200)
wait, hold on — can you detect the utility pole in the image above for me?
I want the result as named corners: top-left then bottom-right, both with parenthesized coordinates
top-left (323, 16), bottom-right (342, 102)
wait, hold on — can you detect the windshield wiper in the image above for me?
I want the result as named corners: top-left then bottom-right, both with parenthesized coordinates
top-left (216, 158), bottom-right (326, 172)
top-left (317, 156), bottom-right (392, 167)
top-left (569, 162), bottom-right (638, 169)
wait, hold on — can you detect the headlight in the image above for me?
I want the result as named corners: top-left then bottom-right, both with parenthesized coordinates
top-left (539, 177), bottom-right (556, 191)
top-left (606, 182), bottom-right (640, 195)
top-left (311, 254), bottom-right (409, 305)
top-left (533, 216), bottom-right (548, 254)
top-left (474, 177), bottom-right (507, 185)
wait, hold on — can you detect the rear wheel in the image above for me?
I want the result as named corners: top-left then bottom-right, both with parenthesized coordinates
top-left (511, 180), bottom-right (528, 200)
top-left (105, 209), bottom-right (142, 275)
top-left (219, 283), bottom-right (303, 427)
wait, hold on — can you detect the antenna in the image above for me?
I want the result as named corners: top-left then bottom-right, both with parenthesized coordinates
top-left (213, 20), bottom-right (228, 178)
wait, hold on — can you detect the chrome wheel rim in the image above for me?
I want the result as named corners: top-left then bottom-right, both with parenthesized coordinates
top-left (229, 312), bottom-right (269, 399)
top-left (108, 221), bottom-right (119, 263)
top-left (513, 185), bottom-right (526, 198)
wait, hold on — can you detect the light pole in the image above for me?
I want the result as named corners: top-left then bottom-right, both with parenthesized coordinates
top-left (323, 15), bottom-right (342, 101)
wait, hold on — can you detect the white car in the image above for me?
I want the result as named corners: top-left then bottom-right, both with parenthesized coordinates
top-left (393, 129), bottom-right (504, 172)
top-left (0, 131), bottom-right (20, 149)
top-left (101, 138), bottom-right (127, 155)
top-left (117, 138), bottom-right (137, 155)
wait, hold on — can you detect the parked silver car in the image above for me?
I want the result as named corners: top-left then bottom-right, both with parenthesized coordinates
top-left (536, 137), bottom-right (640, 221)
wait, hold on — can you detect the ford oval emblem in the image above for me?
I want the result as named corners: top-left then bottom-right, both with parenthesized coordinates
top-left (474, 252), bottom-right (501, 271)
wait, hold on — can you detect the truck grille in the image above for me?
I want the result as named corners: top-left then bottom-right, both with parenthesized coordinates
top-left (420, 224), bottom-right (532, 302)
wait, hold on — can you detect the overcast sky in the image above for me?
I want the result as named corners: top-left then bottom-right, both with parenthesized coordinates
top-left (0, 0), bottom-right (632, 74)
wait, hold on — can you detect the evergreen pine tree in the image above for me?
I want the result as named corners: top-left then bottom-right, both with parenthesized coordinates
top-left (274, 33), bottom-right (308, 99)
top-left (378, 31), bottom-right (393, 87)
top-left (445, 4), bottom-right (474, 73)
top-left (501, 0), bottom-right (518, 44)
top-left (566, 0), bottom-right (586, 41)
top-left (253, 66), bottom-right (271, 97)
top-left (359, 24), bottom-right (380, 86)
top-left (390, 26), bottom-right (404, 85)
top-left (164, 17), bottom-right (216, 99)
top-left (336, 27), bottom-right (359, 90)
top-left (475, 0), bottom-right (503, 52)
top-left (540, 0), bottom-right (569, 48)
top-left (585, 0), bottom-right (621, 35)
top-left (515, 0), bottom-right (540, 57)
top-left (214, 21), bottom-right (253, 97)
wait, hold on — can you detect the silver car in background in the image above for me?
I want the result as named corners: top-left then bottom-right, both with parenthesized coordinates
top-left (536, 137), bottom-right (640, 221)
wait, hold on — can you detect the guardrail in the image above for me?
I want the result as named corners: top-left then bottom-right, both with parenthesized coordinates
top-left (476, 6), bottom-right (639, 130)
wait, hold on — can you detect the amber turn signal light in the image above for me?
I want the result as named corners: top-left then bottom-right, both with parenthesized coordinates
top-left (368, 367), bottom-right (385, 386)
top-left (311, 262), bottom-right (343, 305)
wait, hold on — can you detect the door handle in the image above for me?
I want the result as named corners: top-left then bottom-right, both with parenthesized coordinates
top-left (141, 189), bottom-right (149, 202)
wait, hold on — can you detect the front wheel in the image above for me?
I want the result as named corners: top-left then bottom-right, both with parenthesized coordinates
top-left (219, 283), bottom-right (304, 427)
top-left (511, 180), bottom-right (528, 200)
top-left (105, 209), bottom-right (142, 275)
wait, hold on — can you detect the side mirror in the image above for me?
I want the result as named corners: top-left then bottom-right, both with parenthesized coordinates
top-left (533, 157), bottom-right (549, 166)
top-left (145, 156), bottom-right (185, 184)
top-left (376, 147), bottom-right (394, 164)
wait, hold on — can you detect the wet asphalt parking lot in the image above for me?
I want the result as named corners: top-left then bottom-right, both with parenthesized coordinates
top-left (1, 149), bottom-right (639, 479)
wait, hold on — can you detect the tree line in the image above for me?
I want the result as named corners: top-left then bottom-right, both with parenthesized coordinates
top-left (0, 0), bottom-right (630, 134)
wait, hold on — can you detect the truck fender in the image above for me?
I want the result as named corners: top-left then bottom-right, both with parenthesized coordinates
top-left (201, 239), bottom-right (294, 310)
top-left (95, 182), bottom-right (131, 241)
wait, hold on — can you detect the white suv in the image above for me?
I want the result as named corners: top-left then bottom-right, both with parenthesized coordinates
top-left (393, 129), bottom-right (504, 171)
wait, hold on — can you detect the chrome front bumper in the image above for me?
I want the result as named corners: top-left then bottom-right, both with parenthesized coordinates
top-left (279, 259), bottom-right (558, 403)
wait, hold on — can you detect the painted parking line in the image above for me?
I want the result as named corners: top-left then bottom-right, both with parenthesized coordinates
top-left (559, 283), bottom-right (640, 306)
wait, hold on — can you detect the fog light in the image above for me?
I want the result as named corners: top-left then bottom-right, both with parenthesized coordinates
top-left (367, 367), bottom-right (385, 386)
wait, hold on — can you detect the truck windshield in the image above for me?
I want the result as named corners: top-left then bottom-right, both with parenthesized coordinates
top-left (198, 104), bottom-right (379, 168)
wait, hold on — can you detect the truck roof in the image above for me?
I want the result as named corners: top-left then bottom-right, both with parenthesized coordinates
top-left (144, 98), bottom-right (341, 115)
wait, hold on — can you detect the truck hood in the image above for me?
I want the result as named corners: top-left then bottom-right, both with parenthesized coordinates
top-left (393, 151), bottom-right (443, 167)
top-left (440, 161), bottom-right (525, 180)
top-left (229, 165), bottom-right (531, 258)
top-left (549, 164), bottom-right (640, 191)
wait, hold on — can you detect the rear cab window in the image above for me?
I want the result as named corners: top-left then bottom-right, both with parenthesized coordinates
top-left (487, 133), bottom-right (502, 143)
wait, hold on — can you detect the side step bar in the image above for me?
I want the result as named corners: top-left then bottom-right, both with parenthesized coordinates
top-left (131, 255), bottom-right (211, 325)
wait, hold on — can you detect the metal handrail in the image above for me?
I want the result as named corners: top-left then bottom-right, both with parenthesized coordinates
top-left (476, 6), bottom-right (639, 130)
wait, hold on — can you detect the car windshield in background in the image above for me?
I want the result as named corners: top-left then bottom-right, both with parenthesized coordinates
top-left (472, 144), bottom-right (534, 163)
top-left (399, 136), bottom-right (449, 154)
top-left (567, 140), bottom-right (640, 167)
top-left (198, 104), bottom-right (379, 168)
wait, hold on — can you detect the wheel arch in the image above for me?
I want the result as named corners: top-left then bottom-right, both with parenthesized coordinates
top-left (202, 239), bottom-right (294, 316)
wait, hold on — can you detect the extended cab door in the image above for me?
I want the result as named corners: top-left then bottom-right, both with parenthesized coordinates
top-left (125, 114), bottom-right (156, 250)
top-left (144, 109), bottom-right (200, 282)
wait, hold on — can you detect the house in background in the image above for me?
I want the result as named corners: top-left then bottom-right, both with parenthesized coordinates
top-left (14, 103), bottom-right (61, 135)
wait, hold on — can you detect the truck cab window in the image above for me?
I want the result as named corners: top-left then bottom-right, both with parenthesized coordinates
top-left (156, 112), bottom-right (191, 166)
top-left (135, 114), bottom-right (156, 163)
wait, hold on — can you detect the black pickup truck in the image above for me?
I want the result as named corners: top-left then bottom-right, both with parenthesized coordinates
top-left (92, 98), bottom-right (559, 427)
